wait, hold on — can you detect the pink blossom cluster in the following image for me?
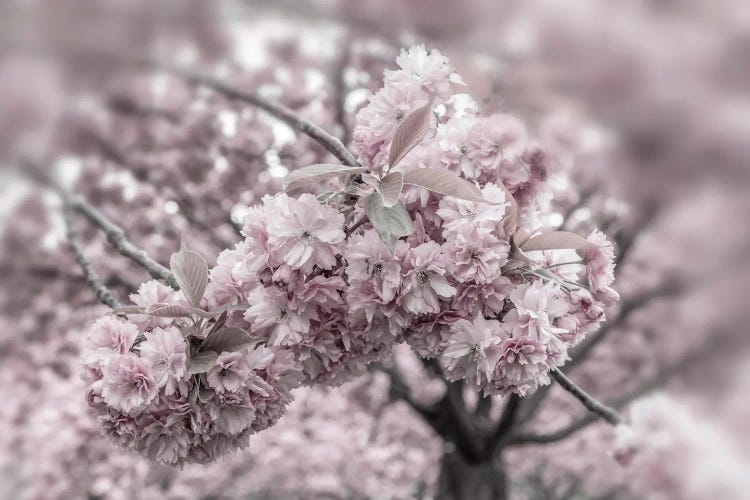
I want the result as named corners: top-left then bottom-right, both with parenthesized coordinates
top-left (84, 45), bottom-right (619, 465)
top-left (83, 280), bottom-right (298, 465)
top-left (209, 192), bottom-right (393, 386)
top-left (209, 45), bottom-right (619, 396)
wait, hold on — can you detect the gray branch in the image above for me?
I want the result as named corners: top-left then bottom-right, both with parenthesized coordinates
top-left (25, 162), bottom-right (179, 289)
top-left (137, 58), bottom-right (361, 168)
top-left (12, 41), bottom-right (360, 167)
top-left (550, 368), bottom-right (622, 426)
top-left (63, 204), bottom-right (122, 309)
top-left (567, 279), bottom-right (683, 368)
top-left (508, 334), bottom-right (729, 446)
top-left (68, 194), bottom-right (178, 289)
top-left (516, 279), bottom-right (684, 426)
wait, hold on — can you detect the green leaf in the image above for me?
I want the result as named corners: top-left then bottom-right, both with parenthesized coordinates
top-left (145, 303), bottom-right (195, 317)
top-left (201, 326), bottom-right (257, 354)
top-left (170, 244), bottom-right (209, 307)
top-left (388, 99), bottom-right (434, 168)
top-left (402, 167), bottom-right (486, 203)
top-left (521, 231), bottom-right (598, 252)
top-left (283, 164), bottom-right (366, 192)
top-left (366, 193), bottom-right (414, 251)
top-left (378, 171), bottom-right (404, 207)
top-left (188, 350), bottom-right (218, 375)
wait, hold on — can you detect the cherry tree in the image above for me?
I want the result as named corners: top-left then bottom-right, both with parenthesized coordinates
top-left (2, 2), bottom-right (749, 499)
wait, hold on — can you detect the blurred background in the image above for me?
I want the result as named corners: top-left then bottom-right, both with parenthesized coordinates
top-left (1, 1), bottom-right (749, 498)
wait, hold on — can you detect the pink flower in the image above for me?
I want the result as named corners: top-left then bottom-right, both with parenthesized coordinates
top-left (129, 280), bottom-right (180, 330)
top-left (505, 282), bottom-right (570, 341)
top-left (142, 413), bottom-right (191, 465)
top-left (207, 241), bottom-right (261, 305)
top-left (207, 391), bottom-right (256, 435)
top-left (241, 204), bottom-right (271, 255)
top-left (564, 288), bottom-right (606, 345)
top-left (436, 184), bottom-right (508, 236)
top-left (129, 279), bottom-right (179, 308)
top-left (584, 230), bottom-right (618, 301)
top-left (451, 277), bottom-right (512, 317)
top-left (87, 316), bottom-right (139, 358)
top-left (442, 314), bottom-right (504, 384)
top-left (464, 114), bottom-right (529, 184)
top-left (138, 326), bottom-right (188, 396)
top-left (445, 226), bottom-right (509, 284)
top-left (206, 351), bottom-right (252, 393)
top-left (99, 409), bottom-right (144, 450)
top-left (244, 286), bottom-right (316, 346)
top-left (345, 229), bottom-right (404, 302)
top-left (244, 347), bottom-right (277, 396)
top-left (435, 116), bottom-right (475, 174)
top-left (292, 275), bottom-right (346, 312)
top-left (353, 83), bottom-right (430, 171)
top-left (385, 45), bottom-right (461, 100)
top-left (402, 242), bottom-right (456, 314)
top-left (101, 354), bottom-right (158, 415)
top-left (266, 193), bottom-right (345, 274)
top-left (491, 337), bottom-right (550, 396)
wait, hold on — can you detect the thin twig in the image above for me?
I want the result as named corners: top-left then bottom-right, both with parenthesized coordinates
top-left (63, 205), bottom-right (122, 309)
top-left (507, 340), bottom-right (703, 446)
top-left (614, 202), bottom-right (660, 270)
top-left (567, 279), bottom-right (683, 368)
top-left (484, 394), bottom-right (521, 456)
top-left (25, 162), bottom-right (179, 289)
top-left (136, 58), bottom-right (361, 168)
top-left (506, 337), bottom-right (717, 446)
top-left (558, 189), bottom-right (595, 230)
top-left (10, 40), bottom-right (360, 166)
top-left (550, 368), bottom-right (622, 425)
top-left (517, 278), bottom-right (689, 426)
top-left (345, 213), bottom-right (369, 236)
top-left (69, 195), bottom-right (178, 289)
top-left (331, 39), bottom-right (352, 146)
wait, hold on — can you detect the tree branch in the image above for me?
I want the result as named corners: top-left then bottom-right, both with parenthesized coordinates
top-left (69, 195), bottom-right (178, 289)
top-left (550, 368), bottom-right (622, 425)
top-left (345, 213), bottom-right (369, 237)
top-left (330, 39), bottom-right (352, 146)
top-left (558, 188), bottom-right (595, 230)
top-left (614, 201), bottom-right (660, 270)
top-left (507, 335), bottom-right (727, 446)
top-left (376, 359), bottom-right (487, 462)
top-left (484, 394), bottom-right (521, 456)
top-left (25, 162), bottom-right (179, 289)
top-left (63, 204), bottom-right (122, 309)
top-left (11, 40), bottom-right (361, 166)
top-left (515, 279), bottom-right (683, 426)
top-left (567, 279), bottom-right (683, 368)
top-left (136, 58), bottom-right (361, 168)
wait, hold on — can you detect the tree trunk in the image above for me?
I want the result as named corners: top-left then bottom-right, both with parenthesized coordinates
top-left (436, 450), bottom-right (508, 500)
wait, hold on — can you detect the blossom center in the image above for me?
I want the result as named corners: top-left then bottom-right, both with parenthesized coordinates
top-left (277, 306), bottom-right (290, 324)
top-left (468, 344), bottom-right (482, 361)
